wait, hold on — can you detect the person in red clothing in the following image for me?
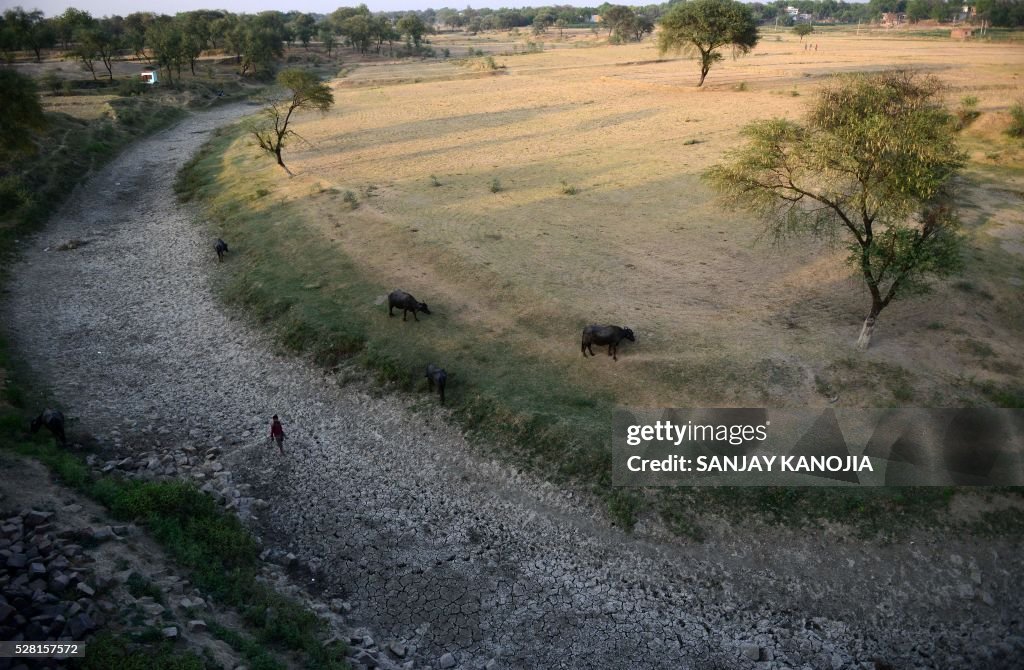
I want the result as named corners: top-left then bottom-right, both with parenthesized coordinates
top-left (269, 415), bottom-right (285, 454)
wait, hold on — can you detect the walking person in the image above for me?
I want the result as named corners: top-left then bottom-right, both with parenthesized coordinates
top-left (269, 415), bottom-right (285, 455)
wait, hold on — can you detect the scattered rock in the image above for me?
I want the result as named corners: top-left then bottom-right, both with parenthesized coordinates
top-left (741, 643), bottom-right (761, 661)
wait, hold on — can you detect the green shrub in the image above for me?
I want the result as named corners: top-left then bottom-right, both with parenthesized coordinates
top-left (116, 79), bottom-right (148, 97)
top-left (79, 633), bottom-right (205, 670)
top-left (41, 71), bottom-right (62, 96)
top-left (342, 190), bottom-right (359, 209)
top-left (489, 178), bottom-right (502, 193)
top-left (559, 179), bottom-right (578, 195)
top-left (126, 572), bottom-right (165, 603)
top-left (1008, 100), bottom-right (1024, 138)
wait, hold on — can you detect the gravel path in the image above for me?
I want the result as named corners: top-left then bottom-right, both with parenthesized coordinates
top-left (5, 105), bottom-right (1024, 670)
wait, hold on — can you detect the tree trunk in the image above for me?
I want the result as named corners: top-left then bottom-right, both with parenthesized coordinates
top-left (275, 150), bottom-right (293, 176)
top-left (856, 305), bottom-right (882, 350)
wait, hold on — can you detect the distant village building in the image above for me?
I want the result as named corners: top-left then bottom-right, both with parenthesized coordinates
top-left (590, 15), bottom-right (601, 24)
top-left (785, 6), bottom-right (800, 16)
top-left (881, 12), bottom-right (907, 27)
top-left (951, 26), bottom-right (975, 39)
top-left (140, 67), bottom-right (158, 85)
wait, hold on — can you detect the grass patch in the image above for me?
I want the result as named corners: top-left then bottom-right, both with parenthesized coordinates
top-left (75, 632), bottom-right (207, 670)
top-left (1008, 99), bottom-right (1024, 139)
top-left (559, 179), bottom-right (578, 195)
top-left (975, 381), bottom-right (1024, 408)
top-left (207, 621), bottom-right (289, 670)
top-left (126, 572), bottom-right (165, 603)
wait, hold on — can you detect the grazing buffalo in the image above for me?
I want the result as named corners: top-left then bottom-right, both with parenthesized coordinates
top-left (388, 290), bottom-right (431, 322)
top-left (425, 364), bottom-right (448, 404)
top-left (581, 325), bottom-right (636, 362)
top-left (215, 238), bottom-right (229, 262)
top-left (30, 408), bottom-right (66, 446)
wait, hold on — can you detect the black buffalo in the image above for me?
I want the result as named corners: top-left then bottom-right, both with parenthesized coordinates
top-left (388, 290), bottom-right (431, 322)
top-left (30, 408), bottom-right (66, 446)
top-left (425, 364), bottom-right (448, 404)
top-left (215, 238), bottom-right (229, 262)
top-left (581, 325), bottom-right (636, 361)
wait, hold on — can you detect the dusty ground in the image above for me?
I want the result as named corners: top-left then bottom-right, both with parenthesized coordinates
top-left (3, 94), bottom-right (1024, 670)
top-left (222, 30), bottom-right (1024, 411)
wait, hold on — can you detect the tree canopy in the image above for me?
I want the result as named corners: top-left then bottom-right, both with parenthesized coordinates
top-left (793, 23), bottom-right (814, 40)
top-left (705, 70), bottom-right (967, 349)
top-left (657, 0), bottom-right (759, 87)
top-left (0, 68), bottom-right (45, 158)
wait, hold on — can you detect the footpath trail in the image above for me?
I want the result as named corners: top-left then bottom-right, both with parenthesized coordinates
top-left (4, 104), bottom-right (1023, 670)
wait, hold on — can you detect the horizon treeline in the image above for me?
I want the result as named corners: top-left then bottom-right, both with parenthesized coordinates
top-left (2, 0), bottom-right (1021, 81)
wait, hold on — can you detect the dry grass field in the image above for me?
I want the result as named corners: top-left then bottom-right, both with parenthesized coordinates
top-left (208, 30), bottom-right (1022, 409)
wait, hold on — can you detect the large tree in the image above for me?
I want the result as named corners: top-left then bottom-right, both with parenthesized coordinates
top-left (657, 0), bottom-right (759, 87)
top-left (250, 69), bottom-right (334, 175)
top-left (148, 17), bottom-right (188, 84)
top-left (396, 13), bottom-right (429, 48)
top-left (3, 7), bottom-right (55, 63)
top-left (0, 68), bottom-right (45, 155)
top-left (75, 23), bottom-right (120, 80)
top-left (290, 13), bottom-right (316, 48)
top-left (705, 71), bottom-right (966, 349)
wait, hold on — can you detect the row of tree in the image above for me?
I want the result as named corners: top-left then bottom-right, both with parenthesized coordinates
top-left (3, 0), bottom-right (1019, 68)
top-left (0, 7), bottom-right (444, 81)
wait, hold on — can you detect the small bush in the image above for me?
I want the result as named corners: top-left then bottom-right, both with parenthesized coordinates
top-left (41, 71), bottom-right (62, 95)
top-left (682, 138), bottom-right (701, 145)
top-left (342, 190), bottom-right (359, 209)
top-left (1008, 100), bottom-right (1024, 138)
top-left (429, 175), bottom-right (441, 187)
top-left (126, 572), bottom-right (165, 603)
top-left (117, 79), bottom-right (148, 97)
top-left (607, 490), bottom-right (641, 531)
top-left (489, 178), bottom-right (502, 193)
top-left (559, 179), bottom-right (578, 195)
top-left (734, 81), bottom-right (748, 92)
top-left (956, 95), bottom-right (980, 129)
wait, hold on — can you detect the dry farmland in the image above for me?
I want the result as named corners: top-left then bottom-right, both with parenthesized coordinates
top-left (202, 30), bottom-right (1024, 444)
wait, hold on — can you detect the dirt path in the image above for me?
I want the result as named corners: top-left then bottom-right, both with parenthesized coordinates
top-left (4, 105), bottom-right (1023, 670)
